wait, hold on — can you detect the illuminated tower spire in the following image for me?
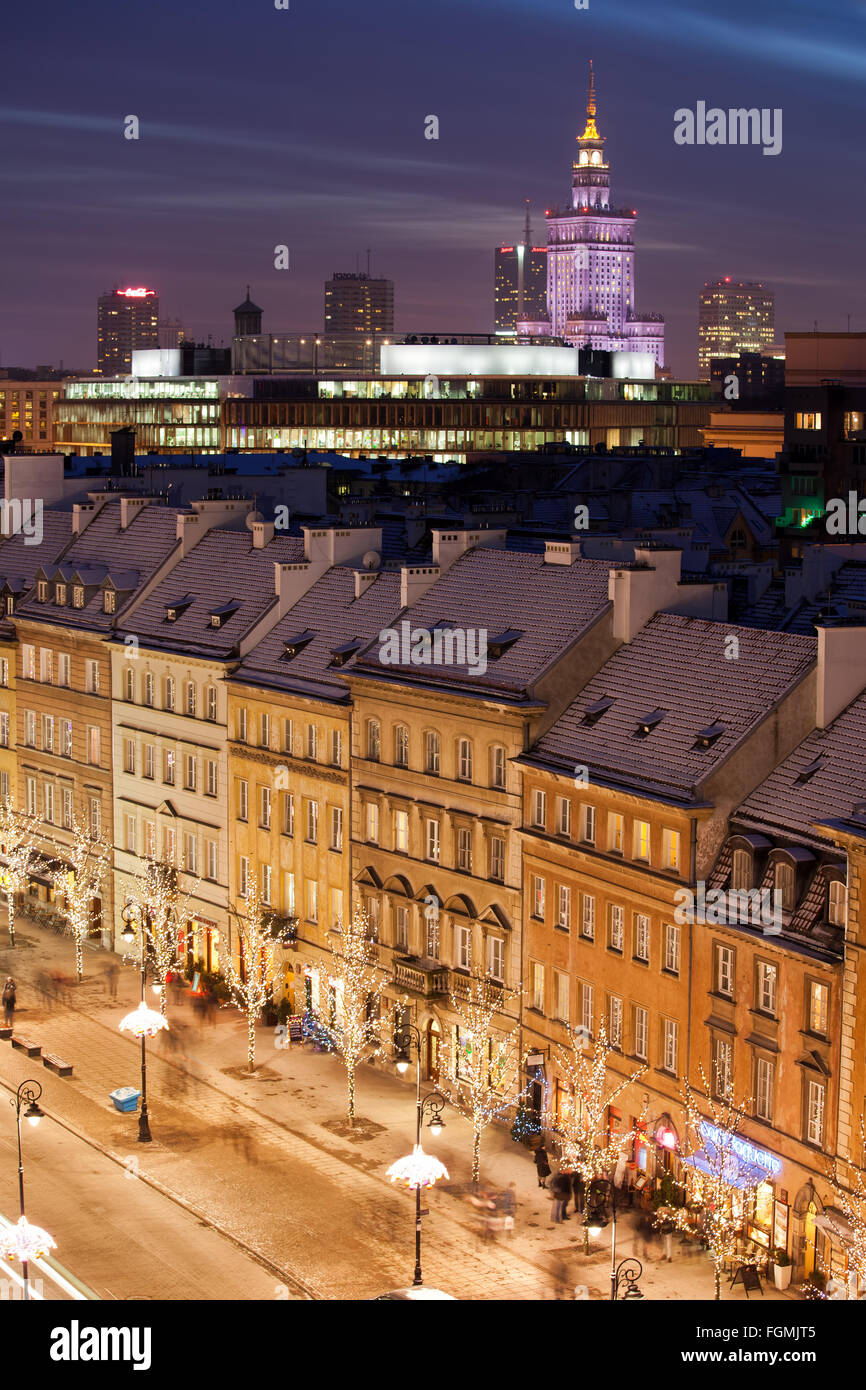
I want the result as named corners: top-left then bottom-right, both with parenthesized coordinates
top-left (581, 58), bottom-right (599, 141)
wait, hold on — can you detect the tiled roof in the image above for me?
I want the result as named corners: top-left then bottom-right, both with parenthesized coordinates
top-left (129, 529), bottom-right (306, 657)
top-left (234, 567), bottom-right (402, 700)
top-left (738, 689), bottom-right (866, 843)
top-left (528, 614), bottom-right (816, 801)
top-left (0, 510), bottom-right (74, 592)
top-left (353, 547), bottom-right (613, 698)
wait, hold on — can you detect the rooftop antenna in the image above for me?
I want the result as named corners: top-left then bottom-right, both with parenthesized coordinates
top-left (524, 199), bottom-right (532, 246)
top-left (366, 247), bottom-right (372, 276)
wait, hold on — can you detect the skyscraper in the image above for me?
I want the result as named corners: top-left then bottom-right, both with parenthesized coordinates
top-left (494, 204), bottom-right (548, 332)
top-left (698, 278), bottom-right (775, 380)
top-left (544, 63), bottom-right (664, 365)
top-left (96, 287), bottom-right (159, 375)
top-left (324, 273), bottom-right (394, 334)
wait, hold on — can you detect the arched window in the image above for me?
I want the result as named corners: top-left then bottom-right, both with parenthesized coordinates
top-left (828, 878), bottom-right (847, 927)
top-left (186, 681), bottom-right (196, 717)
top-left (144, 672), bottom-right (154, 707)
top-left (774, 861), bottom-right (795, 913)
top-left (164, 676), bottom-right (175, 712)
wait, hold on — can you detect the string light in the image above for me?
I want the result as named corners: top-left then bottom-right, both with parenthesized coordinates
top-left (1, 1216), bottom-right (56, 1263)
top-left (125, 854), bottom-right (200, 1015)
top-left (48, 810), bottom-right (112, 980)
top-left (317, 903), bottom-right (389, 1124)
top-left (437, 973), bottom-right (523, 1184)
top-left (387, 1144), bottom-right (450, 1191)
top-left (0, 798), bottom-right (41, 949)
top-left (223, 872), bottom-right (295, 1073)
top-left (826, 1114), bottom-right (866, 1293)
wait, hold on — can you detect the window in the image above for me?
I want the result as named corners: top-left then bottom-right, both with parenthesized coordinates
top-left (531, 962), bottom-right (545, 1012)
top-left (125, 815), bottom-right (137, 854)
top-left (457, 738), bottom-right (473, 782)
top-left (43, 783), bottom-right (55, 824)
top-left (457, 826), bottom-right (472, 872)
top-left (486, 935), bottom-right (504, 982)
top-left (73, 586), bottom-right (85, 609)
top-left (206, 839), bottom-right (218, 882)
top-left (37, 580), bottom-right (48, 602)
top-left (164, 677), bottom-right (175, 712)
top-left (716, 944), bottom-right (734, 998)
top-left (306, 800), bottom-right (318, 843)
top-left (22, 645), bottom-right (35, 680)
top-left (731, 848), bottom-right (751, 891)
top-left (87, 726), bottom-right (100, 766)
top-left (663, 1019), bottom-right (678, 1074)
top-left (306, 724), bottom-right (317, 760)
top-left (393, 809), bottom-right (409, 853)
top-left (163, 826), bottom-right (176, 864)
top-left (0, 713), bottom-right (8, 748)
top-left (795, 412), bottom-right (822, 430)
top-left (41, 714), bottom-right (54, 752)
top-left (282, 719), bottom-right (294, 755)
top-left (306, 880), bottom-right (318, 922)
top-left (239, 856), bottom-right (249, 899)
top-left (713, 1038), bottom-right (733, 1098)
top-left (144, 671), bottom-right (154, 707)
top-left (806, 1079), bottom-right (825, 1146)
top-left (531, 789), bottom-right (547, 828)
top-left (662, 829), bottom-right (680, 872)
top-left (757, 961), bottom-right (777, 1015)
top-left (532, 874), bottom-right (546, 919)
top-left (664, 923), bottom-right (680, 975)
top-left (144, 820), bottom-right (155, 857)
top-left (809, 981), bottom-right (829, 1036)
top-left (162, 749), bottom-right (175, 785)
top-left (490, 745), bottom-right (506, 789)
top-left (394, 725), bottom-right (409, 767)
top-left (39, 649), bottom-right (52, 684)
top-left (84, 659), bottom-right (99, 694)
top-left (205, 760), bottom-right (217, 797)
top-left (261, 864), bottom-right (272, 905)
top-left (489, 835), bottom-right (505, 881)
top-left (828, 879), bottom-right (847, 927)
top-left (257, 713), bottom-right (270, 749)
top-left (55, 583), bottom-right (67, 607)
top-left (185, 754), bottom-right (197, 791)
top-left (185, 682), bottom-right (196, 717)
top-left (457, 925), bottom-right (472, 972)
top-left (581, 982), bottom-right (594, 1035)
top-left (634, 913), bottom-right (650, 962)
top-left (581, 893), bottom-right (595, 940)
top-left (395, 905), bottom-right (409, 952)
top-left (144, 743), bottom-right (154, 779)
top-left (609, 996), bottom-right (623, 1049)
top-left (0, 658), bottom-right (8, 687)
top-left (206, 686), bottom-right (217, 722)
top-left (237, 778), bottom-right (248, 820)
top-left (62, 787), bottom-right (73, 829)
top-left (426, 818), bottom-right (440, 863)
top-left (426, 908), bottom-right (440, 960)
top-left (24, 710), bottom-right (35, 747)
top-left (366, 802), bottom-right (379, 844)
top-left (634, 820), bottom-right (650, 861)
top-left (425, 730), bottom-right (440, 774)
top-left (554, 970), bottom-right (569, 1022)
top-left (123, 738), bottom-right (135, 774)
top-left (774, 861), bottom-right (795, 912)
top-left (26, 777), bottom-right (36, 817)
top-left (581, 804), bottom-right (596, 844)
top-left (89, 797), bottom-right (101, 839)
top-left (283, 793), bottom-right (295, 836)
top-left (367, 720), bottom-right (380, 761)
top-left (331, 888), bottom-right (344, 928)
top-left (260, 786), bottom-right (271, 830)
top-left (331, 729), bottom-right (343, 767)
top-left (184, 833), bottom-right (198, 875)
top-left (756, 1057), bottom-right (774, 1123)
top-left (330, 806), bottom-right (343, 851)
top-left (608, 904), bottom-right (624, 952)
top-left (557, 797), bottom-right (571, 837)
top-left (237, 707), bottom-right (247, 742)
top-left (124, 668), bottom-right (135, 702)
top-left (557, 884), bottom-right (571, 930)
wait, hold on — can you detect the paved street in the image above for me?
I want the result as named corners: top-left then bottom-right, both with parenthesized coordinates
top-left (0, 921), bottom-right (797, 1301)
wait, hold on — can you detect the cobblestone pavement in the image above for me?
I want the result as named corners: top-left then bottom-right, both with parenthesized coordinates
top-left (0, 923), bottom-right (798, 1301)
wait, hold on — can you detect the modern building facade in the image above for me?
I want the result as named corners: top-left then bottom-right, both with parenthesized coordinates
top-left (96, 287), bottom-right (159, 376)
top-left (698, 279), bottom-right (775, 381)
top-left (324, 274), bottom-right (394, 336)
top-left (495, 212), bottom-right (548, 333)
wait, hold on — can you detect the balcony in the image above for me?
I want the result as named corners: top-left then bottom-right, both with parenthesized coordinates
top-left (393, 956), bottom-right (449, 999)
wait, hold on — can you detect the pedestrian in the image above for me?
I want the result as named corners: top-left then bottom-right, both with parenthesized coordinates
top-left (502, 1181), bottom-right (517, 1217)
top-left (2, 976), bottom-right (16, 1028)
top-left (550, 1170), bottom-right (572, 1222)
top-left (104, 961), bottom-right (119, 998)
top-left (534, 1141), bottom-right (551, 1188)
top-left (572, 1171), bottom-right (585, 1221)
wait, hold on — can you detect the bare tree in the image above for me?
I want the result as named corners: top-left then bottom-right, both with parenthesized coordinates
top-left (319, 902), bottom-right (389, 1125)
top-left (223, 873), bottom-right (294, 1072)
top-left (124, 854), bottom-right (200, 1014)
top-left (826, 1116), bottom-right (866, 1298)
top-left (49, 811), bottom-right (112, 980)
top-left (0, 798), bottom-right (40, 948)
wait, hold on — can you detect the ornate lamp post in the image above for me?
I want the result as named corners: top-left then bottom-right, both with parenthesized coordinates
top-left (3, 1080), bottom-right (55, 1300)
top-left (389, 1024), bottom-right (448, 1287)
top-left (119, 900), bottom-right (168, 1143)
top-left (586, 1179), bottom-right (645, 1301)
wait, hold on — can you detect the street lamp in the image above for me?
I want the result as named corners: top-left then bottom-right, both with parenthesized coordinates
top-left (3, 1080), bottom-right (55, 1300)
top-left (589, 1178), bottom-right (646, 1301)
top-left (388, 1024), bottom-right (448, 1287)
top-left (119, 900), bottom-right (169, 1143)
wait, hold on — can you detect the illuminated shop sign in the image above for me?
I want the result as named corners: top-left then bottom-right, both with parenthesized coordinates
top-left (119, 287), bottom-right (156, 298)
top-left (700, 1122), bottom-right (782, 1178)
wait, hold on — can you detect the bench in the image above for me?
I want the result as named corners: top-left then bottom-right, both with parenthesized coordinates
top-left (0, 1026), bottom-right (12, 1040)
top-left (42, 1052), bottom-right (73, 1077)
top-left (11, 1036), bottom-right (42, 1057)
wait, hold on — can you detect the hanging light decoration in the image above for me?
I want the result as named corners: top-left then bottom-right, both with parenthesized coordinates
top-left (119, 1000), bottom-right (169, 1040)
top-left (1, 1216), bottom-right (56, 1263)
top-left (387, 1144), bottom-right (450, 1191)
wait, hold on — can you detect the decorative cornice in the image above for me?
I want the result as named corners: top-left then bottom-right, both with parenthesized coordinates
top-left (231, 742), bottom-right (347, 786)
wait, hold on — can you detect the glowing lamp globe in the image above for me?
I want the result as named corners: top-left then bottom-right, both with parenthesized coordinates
top-left (2, 1216), bottom-right (56, 1263)
top-left (387, 1145), bottom-right (449, 1191)
top-left (119, 1001), bottom-right (169, 1040)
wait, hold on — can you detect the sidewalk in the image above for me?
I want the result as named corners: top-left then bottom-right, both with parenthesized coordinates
top-left (0, 920), bottom-right (798, 1302)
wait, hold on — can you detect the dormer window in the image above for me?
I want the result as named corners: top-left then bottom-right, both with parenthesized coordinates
top-left (55, 584), bottom-right (66, 605)
top-left (37, 581), bottom-right (48, 602)
top-left (73, 586), bottom-right (85, 609)
top-left (283, 631), bottom-right (315, 659)
top-left (583, 695), bottom-right (614, 725)
top-left (487, 629), bottom-right (523, 660)
top-left (694, 722), bottom-right (725, 750)
top-left (796, 755), bottom-right (825, 784)
top-left (731, 848), bottom-right (752, 891)
top-left (828, 878), bottom-right (847, 927)
top-left (103, 589), bottom-right (116, 614)
top-left (774, 861), bottom-right (795, 913)
top-left (635, 709), bottom-right (666, 738)
top-left (329, 640), bottom-right (360, 668)
top-left (165, 596), bottom-right (193, 623)
top-left (209, 601), bottom-right (239, 629)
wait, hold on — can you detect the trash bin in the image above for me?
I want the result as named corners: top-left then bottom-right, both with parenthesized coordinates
top-left (110, 1086), bottom-right (141, 1113)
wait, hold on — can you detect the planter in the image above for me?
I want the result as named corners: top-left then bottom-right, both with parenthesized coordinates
top-left (773, 1263), bottom-right (792, 1291)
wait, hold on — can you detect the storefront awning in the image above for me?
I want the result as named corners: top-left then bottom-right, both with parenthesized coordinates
top-left (815, 1208), bottom-right (856, 1245)
top-left (682, 1149), bottom-right (771, 1190)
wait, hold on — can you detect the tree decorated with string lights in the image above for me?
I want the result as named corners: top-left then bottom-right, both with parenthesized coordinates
top-left (224, 872), bottom-right (295, 1073)
top-left (49, 810), bottom-right (112, 980)
top-left (318, 902), bottom-right (389, 1126)
top-left (679, 1063), bottom-right (764, 1302)
top-left (0, 797), bottom-right (41, 948)
top-left (552, 1017), bottom-right (647, 1250)
top-left (438, 973), bottom-right (523, 1184)
top-left (825, 1115), bottom-right (866, 1297)
top-left (125, 854), bottom-right (200, 1015)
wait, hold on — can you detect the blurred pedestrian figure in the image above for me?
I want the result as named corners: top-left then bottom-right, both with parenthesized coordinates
top-left (192, 989), bottom-right (207, 1026)
top-left (104, 961), bottom-right (119, 998)
top-left (550, 1170), bottom-right (572, 1223)
top-left (534, 1142), bottom-right (551, 1188)
top-left (203, 988), bottom-right (217, 1026)
top-left (3, 976), bottom-right (16, 1027)
top-left (169, 975), bottom-right (186, 1010)
top-left (572, 1171), bottom-right (585, 1222)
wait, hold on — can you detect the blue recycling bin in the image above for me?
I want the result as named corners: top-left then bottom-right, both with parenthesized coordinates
top-left (110, 1086), bottom-right (141, 1113)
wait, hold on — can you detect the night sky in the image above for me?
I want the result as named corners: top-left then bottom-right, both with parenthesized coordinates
top-left (2, 0), bottom-right (864, 378)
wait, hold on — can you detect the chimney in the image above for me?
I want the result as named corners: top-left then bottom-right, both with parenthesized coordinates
top-left (354, 569), bottom-right (378, 598)
top-left (120, 497), bottom-right (149, 530)
top-left (301, 525), bottom-right (383, 568)
top-left (431, 528), bottom-right (507, 576)
top-left (609, 547), bottom-right (683, 643)
top-left (544, 540), bottom-right (582, 565)
top-left (72, 502), bottom-right (97, 536)
top-left (816, 622), bottom-right (866, 728)
top-left (400, 565), bottom-right (440, 609)
top-left (251, 520), bottom-right (275, 549)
